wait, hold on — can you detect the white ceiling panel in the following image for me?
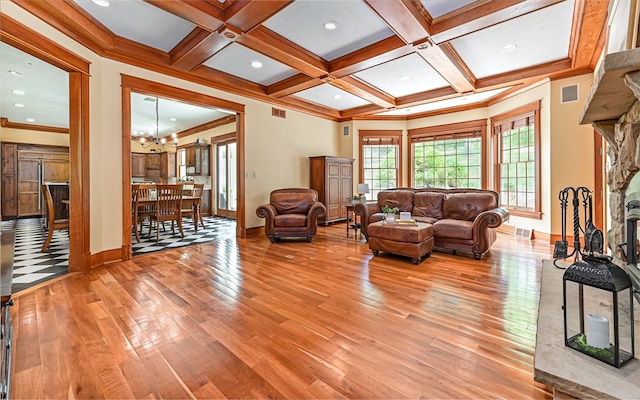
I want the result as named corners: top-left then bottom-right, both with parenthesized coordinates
top-left (130, 93), bottom-right (226, 138)
top-left (354, 53), bottom-right (450, 97)
top-left (263, 0), bottom-right (394, 61)
top-left (72, 0), bottom-right (195, 52)
top-left (293, 84), bottom-right (371, 111)
top-left (421, 0), bottom-right (476, 19)
top-left (450, 0), bottom-right (574, 79)
top-left (376, 87), bottom-right (510, 116)
top-left (0, 43), bottom-right (69, 129)
top-left (203, 43), bottom-right (298, 86)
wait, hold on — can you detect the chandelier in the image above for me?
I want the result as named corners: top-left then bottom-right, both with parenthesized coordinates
top-left (132, 97), bottom-right (178, 149)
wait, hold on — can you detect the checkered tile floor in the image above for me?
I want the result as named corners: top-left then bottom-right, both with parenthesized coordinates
top-left (3, 216), bottom-right (236, 293)
top-left (131, 216), bottom-right (236, 256)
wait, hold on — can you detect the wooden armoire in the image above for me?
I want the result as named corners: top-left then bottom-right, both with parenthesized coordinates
top-left (309, 156), bottom-right (354, 225)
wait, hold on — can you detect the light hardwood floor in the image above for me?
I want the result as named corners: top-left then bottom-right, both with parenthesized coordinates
top-left (9, 224), bottom-right (555, 399)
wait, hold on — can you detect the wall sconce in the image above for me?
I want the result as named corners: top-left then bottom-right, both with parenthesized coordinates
top-left (357, 183), bottom-right (369, 203)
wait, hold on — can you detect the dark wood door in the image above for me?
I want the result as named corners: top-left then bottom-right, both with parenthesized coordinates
top-left (18, 159), bottom-right (40, 216)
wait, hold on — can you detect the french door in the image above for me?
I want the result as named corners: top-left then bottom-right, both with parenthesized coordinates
top-left (216, 138), bottom-right (236, 219)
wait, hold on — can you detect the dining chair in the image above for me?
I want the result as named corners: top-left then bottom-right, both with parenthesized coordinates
top-left (149, 184), bottom-right (184, 241)
top-left (193, 183), bottom-right (206, 229)
top-left (180, 183), bottom-right (205, 231)
top-left (41, 184), bottom-right (69, 252)
top-left (132, 183), bottom-right (155, 243)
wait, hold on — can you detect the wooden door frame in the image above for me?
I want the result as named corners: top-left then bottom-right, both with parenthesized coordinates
top-left (1, 15), bottom-right (91, 272)
top-left (212, 133), bottom-right (236, 219)
top-left (121, 75), bottom-right (246, 259)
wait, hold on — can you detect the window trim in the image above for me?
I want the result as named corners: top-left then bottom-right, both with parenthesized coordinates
top-left (358, 129), bottom-right (403, 190)
top-left (491, 101), bottom-right (542, 219)
top-left (408, 119), bottom-right (488, 188)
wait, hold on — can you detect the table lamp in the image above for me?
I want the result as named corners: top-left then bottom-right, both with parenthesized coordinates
top-left (357, 183), bottom-right (369, 203)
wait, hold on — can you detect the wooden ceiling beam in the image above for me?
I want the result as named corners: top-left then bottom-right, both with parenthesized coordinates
top-left (364, 0), bottom-right (475, 94)
top-left (415, 42), bottom-right (475, 93)
top-left (476, 58), bottom-right (572, 89)
top-left (170, 28), bottom-right (231, 71)
top-left (364, 0), bottom-right (431, 44)
top-left (224, 0), bottom-right (293, 32)
top-left (430, 0), bottom-right (564, 43)
top-left (329, 36), bottom-right (413, 78)
top-left (395, 86), bottom-right (459, 108)
top-left (11, 0), bottom-right (114, 52)
top-left (282, 96), bottom-right (342, 120)
top-left (175, 115), bottom-right (236, 138)
top-left (239, 26), bottom-right (328, 77)
top-left (569, 0), bottom-right (608, 70)
top-left (144, 0), bottom-right (224, 29)
top-left (339, 104), bottom-right (387, 120)
top-left (329, 77), bottom-right (396, 109)
top-left (267, 74), bottom-right (321, 98)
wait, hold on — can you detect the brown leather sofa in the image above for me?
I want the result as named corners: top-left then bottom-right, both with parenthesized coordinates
top-left (256, 188), bottom-right (327, 243)
top-left (354, 188), bottom-right (510, 259)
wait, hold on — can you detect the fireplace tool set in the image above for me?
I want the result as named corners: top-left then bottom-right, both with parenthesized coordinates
top-left (553, 186), bottom-right (604, 268)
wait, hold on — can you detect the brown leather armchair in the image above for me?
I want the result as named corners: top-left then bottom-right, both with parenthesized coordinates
top-left (256, 188), bottom-right (326, 243)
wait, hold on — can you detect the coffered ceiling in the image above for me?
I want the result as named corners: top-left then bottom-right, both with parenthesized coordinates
top-left (2, 0), bottom-right (609, 127)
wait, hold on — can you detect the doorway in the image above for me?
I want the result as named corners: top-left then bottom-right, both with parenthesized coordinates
top-left (215, 136), bottom-right (237, 219)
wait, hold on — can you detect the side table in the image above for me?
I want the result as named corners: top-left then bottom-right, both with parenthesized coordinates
top-left (345, 204), bottom-right (361, 238)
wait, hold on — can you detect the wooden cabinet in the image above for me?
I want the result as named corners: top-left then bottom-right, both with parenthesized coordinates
top-left (145, 154), bottom-right (160, 181)
top-left (1, 144), bottom-right (17, 218)
top-left (131, 153), bottom-right (146, 177)
top-left (146, 154), bottom-right (160, 169)
top-left (160, 152), bottom-right (176, 180)
top-left (1, 144), bottom-right (69, 218)
top-left (309, 156), bottom-right (354, 224)
top-left (179, 144), bottom-right (210, 176)
top-left (201, 189), bottom-right (211, 216)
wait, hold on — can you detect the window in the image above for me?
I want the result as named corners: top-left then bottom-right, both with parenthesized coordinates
top-left (359, 130), bottom-right (402, 200)
top-left (409, 120), bottom-right (487, 189)
top-left (492, 101), bottom-right (541, 218)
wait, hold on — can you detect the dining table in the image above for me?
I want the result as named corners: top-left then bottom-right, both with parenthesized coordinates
top-left (132, 194), bottom-right (202, 243)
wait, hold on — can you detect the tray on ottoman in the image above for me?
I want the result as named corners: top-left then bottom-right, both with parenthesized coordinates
top-left (367, 221), bottom-right (434, 264)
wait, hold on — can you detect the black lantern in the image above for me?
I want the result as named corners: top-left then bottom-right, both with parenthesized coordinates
top-left (563, 255), bottom-right (635, 368)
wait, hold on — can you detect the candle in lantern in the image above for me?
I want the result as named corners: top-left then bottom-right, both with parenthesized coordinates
top-left (586, 313), bottom-right (610, 349)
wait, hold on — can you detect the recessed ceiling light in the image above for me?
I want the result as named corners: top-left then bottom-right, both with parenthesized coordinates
top-left (399, 76), bottom-right (410, 82)
top-left (333, 94), bottom-right (342, 100)
top-left (404, 108), bottom-right (412, 113)
top-left (11, 89), bottom-right (25, 95)
top-left (91, 0), bottom-right (110, 6)
top-left (169, 117), bottom-right (176, 122)
top-left (324, 21), bottom-right (338, 30)
top-left (501, 44), bottom-right (517, 53)
top-left (26, 118), bottom-right (35, 122)
top-left (251, 61), bottom-right (263, 68)
top-left (9, 70), bottom-right (24, 77)
top-left (13, 103), bottom-right (24, 108)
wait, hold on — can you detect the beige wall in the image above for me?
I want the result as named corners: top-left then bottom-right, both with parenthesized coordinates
top-left (549, 75), bottom-right (597, 236)
top-left (0, 127), bottom-right (70, 147)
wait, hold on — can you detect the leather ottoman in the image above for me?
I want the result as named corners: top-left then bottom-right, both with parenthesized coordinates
top-left (367, 221), bottom-right (434, 264)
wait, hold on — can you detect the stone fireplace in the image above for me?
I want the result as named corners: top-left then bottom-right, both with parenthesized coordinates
top-left (580, 47), bottom-right (640, 263)
top-left (532, 47), bottom-right (640, 399)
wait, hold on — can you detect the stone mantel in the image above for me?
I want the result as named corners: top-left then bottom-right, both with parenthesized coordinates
top-left (580, 47), bottom-right (640, 125)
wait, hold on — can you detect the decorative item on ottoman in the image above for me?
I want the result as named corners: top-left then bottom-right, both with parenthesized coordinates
top-left (563, 255), bottom-right (635, 368)
top-left (367, 221), bottom-right (434, 264)
top-left (256, 188), bottom-right (326, 243)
